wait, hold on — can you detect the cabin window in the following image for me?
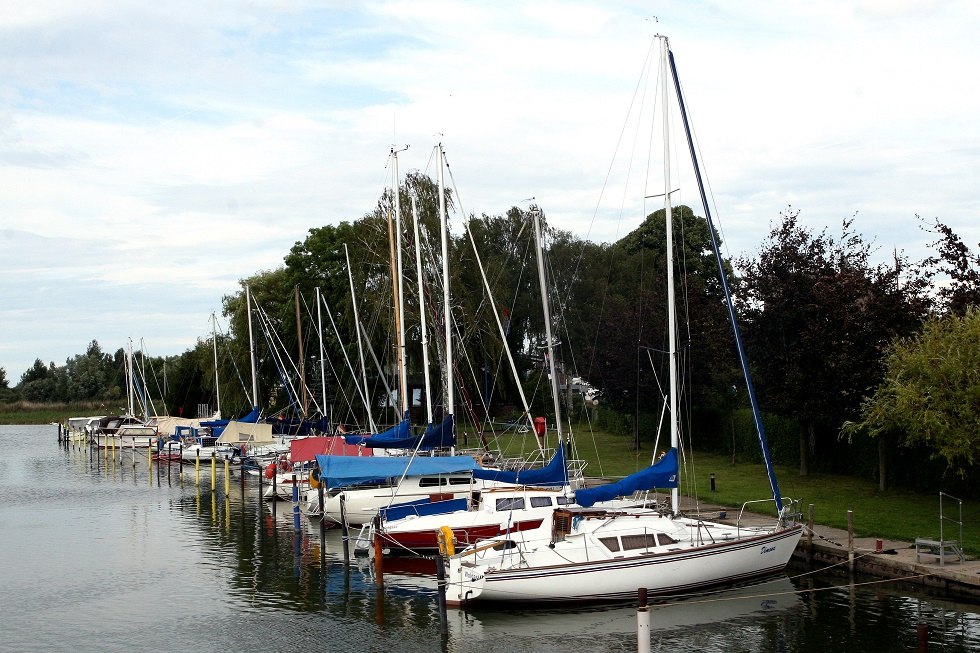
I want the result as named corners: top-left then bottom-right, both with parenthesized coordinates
top-left (621, 534), bottom-right (658, 551)
top-left (495, 497), bottom-right (525, 511)
top-left (556, 496), bottom-right (573, 506)
top-left (418, 477), bottom-right (444, 488)
top-left (658, 534), bottom-right (678, 546)
top-left (448, 477), bottom-right (472, 485)
top-left (529, 497), bottom-right (553, 508)
top-left (599, 537), bottom-right (621, 552)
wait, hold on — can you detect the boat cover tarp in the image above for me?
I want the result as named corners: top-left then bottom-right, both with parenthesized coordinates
top-left (314, 453), bottom-right (481, 489)
top-left (471, 445), bottom-right (568, 487)
top-left (575, 447), bottom-right (679, 507)
top-left (343, 414), bottom-right (455, 450)
top-left (216, 420), bottom-right (275, 444)
top-left (290, 436), bottom-right (371, 462)
top-left (380, 497), bottom-right (470, 523)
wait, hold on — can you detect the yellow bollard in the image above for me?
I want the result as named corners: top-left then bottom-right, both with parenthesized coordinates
top-left (195, 450), bottom-right (201, 486)
top-left (210, 452), bottom-right (216, 493)
top-left (224, 458), bottom-right (230, 496)
top-left (147, 439), bottom-right (153, 472)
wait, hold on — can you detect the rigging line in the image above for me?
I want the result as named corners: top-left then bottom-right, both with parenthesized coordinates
top-left (578, 34), bottom-right (660, 253)
top-left (577, 39), bottom-right (663, 397)
top-left (673, 70), bottom-right (731, 263)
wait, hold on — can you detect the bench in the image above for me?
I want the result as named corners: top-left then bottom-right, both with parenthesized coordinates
top-left (914, 538), bottom-right (964, 566)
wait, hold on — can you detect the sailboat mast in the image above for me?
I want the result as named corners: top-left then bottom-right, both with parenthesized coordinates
top-left (126, 339), bottom-right (135, 418)
top-left (246, 285), bottom-right (259, 409)
top-left (316, 287), bottom-right (329, 427)
top-left (211, 314), bottom-right (221, 418)
top-left (659, 36), bottom-right (681, 515)
top-left (411, 195), bottom-right (434, 426)
top-left (346, 243), bottom-right (378, 434)
top-left (666, 43), bottom-right (784, 512)
top-left (391, 148), bottom-right (409, 416)
top-left (438, 144), bottom-right (454, 420)
top-left (295, 285), bottom-right (308, 417)
top-left (531, 206), bottom-right (563, 446)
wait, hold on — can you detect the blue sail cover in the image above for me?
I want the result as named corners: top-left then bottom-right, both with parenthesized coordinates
top-left (472, 444), bottom-right (569, 487)
top-left (575, 448), bottom-right (679, 507)
top-left (200, 406), bottom-right (261, 438)
top-left (343, 414), bottom-right (455, 450)
top-left (314, 453), bottom-right (481, 488)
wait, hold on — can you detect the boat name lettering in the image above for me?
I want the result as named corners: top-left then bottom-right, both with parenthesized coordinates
top-left (761, 545), bottom-right (776, 555)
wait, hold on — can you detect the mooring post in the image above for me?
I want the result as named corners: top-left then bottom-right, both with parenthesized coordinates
top-left (340, 493), bottom-right (350, 563)
top-left (195, 449), bottom-right (201, 486)
top-left (292, 473), bottom-right (301, 530)
top-left (225, 458), bottom-right (231, 496)
top-left (637, 587), bottom-right (651, 653)
top-left (318, 482), bottom-right (326, 536)
top-left (918, 622), bottom-right (929, 652)
top-left (210, 451), bottom-right (217, 493)
top-left (847, 510), bottom-right (854, 573)
top-left (435, 552), bottom-right (448, 636)
top-left (373, 516), bottom-right (384, 588)
top-left (807, 503), bottom-right (814, 564)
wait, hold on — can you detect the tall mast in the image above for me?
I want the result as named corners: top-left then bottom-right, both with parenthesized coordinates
top-left (391, 147), bottom-right (409, 416)
top-left (316, 287), bottom-right (328, 426)
top-left (246, 285), bottom-right (259, 409)
top-left (660, 36), bottom-right (680, 515)
top-left (531, 206), bottom-right (564, 447)
top-left (438, 144), bottom-right (454, 420)
top-left (211, 313), bottom-right (221, 418)
top-left (666, 40), bottom-right (784, 512)
top-left (412, 195), bottom-right (434, 426)
top-left (126, 339), bottom-right (135, 418)
top-left (295, 285), bottom-right (308, 417)
top-left (346, 243), bottom-right (377, 433)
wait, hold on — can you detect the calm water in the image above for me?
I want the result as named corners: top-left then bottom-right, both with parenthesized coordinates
top-left (2, 424), bottom-right (979, 653)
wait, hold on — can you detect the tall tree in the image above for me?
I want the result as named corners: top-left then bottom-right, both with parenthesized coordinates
top-left (920, 216), bottom-right (980, 316)
top-left (738, 210), bottom-right (931, 478)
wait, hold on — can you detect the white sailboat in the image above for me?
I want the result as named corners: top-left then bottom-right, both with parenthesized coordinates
top-left (443, 35), bottom-right (803, 606)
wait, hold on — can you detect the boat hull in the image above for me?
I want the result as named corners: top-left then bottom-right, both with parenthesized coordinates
top-left (446, 523), bottom-right (803, 605)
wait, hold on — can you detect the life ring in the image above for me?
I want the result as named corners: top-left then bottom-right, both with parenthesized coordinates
top-left (437, 525), bottom-right (455, 557)
top-left (309, 468), bottom-right (321, 489)
top-left (264, 462), bottom-right (276, 479)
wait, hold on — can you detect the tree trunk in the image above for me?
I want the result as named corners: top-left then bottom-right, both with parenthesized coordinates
top-left (798, 421), bottom-right (809, 476)
top-left (878, 435), bottom-right (887, 492)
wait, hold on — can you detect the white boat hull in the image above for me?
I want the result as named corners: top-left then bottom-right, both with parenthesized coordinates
top-left (446, 515), bottom-right (802, 605)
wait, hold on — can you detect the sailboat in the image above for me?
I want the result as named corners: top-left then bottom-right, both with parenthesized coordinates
top-left (442, 35), bottom-right (803, 606)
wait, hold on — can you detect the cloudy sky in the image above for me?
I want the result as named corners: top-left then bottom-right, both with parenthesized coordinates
top-left (2, 0), bottom-right (977, 383)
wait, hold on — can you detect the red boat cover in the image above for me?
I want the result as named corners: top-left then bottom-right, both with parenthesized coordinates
top-left (290, 436), bottom-right (372, 462)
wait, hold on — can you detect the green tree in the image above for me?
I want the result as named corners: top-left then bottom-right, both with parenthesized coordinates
top-left (844, 308), bottom-right (980, 478)
top-left (19, 359), bottom-right (57, 402)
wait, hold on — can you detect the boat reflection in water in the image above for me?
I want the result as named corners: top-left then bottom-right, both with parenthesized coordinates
top-left (447, 575), bottom-right (800, 642)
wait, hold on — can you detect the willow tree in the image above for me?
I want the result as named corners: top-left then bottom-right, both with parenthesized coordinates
top-left (844, 308), bottom-right (980, 479)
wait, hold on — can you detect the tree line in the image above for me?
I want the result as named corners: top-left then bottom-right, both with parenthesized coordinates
top-left (3, 175), bottom-right (978, 495)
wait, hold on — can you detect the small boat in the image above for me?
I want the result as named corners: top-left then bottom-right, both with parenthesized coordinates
top-left (90, 419), bottom-right (157, 449)
top-left (376, 485), bottom-right (576, 554)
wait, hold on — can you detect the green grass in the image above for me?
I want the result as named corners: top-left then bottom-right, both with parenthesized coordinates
top-left (0, 401), bottom-right (105, 425)
top-left (492, 424), bottom-right (980, 557)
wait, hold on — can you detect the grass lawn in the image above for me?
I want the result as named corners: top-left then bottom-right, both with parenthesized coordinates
top-left (491, 423), bottom-right (980, 557)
